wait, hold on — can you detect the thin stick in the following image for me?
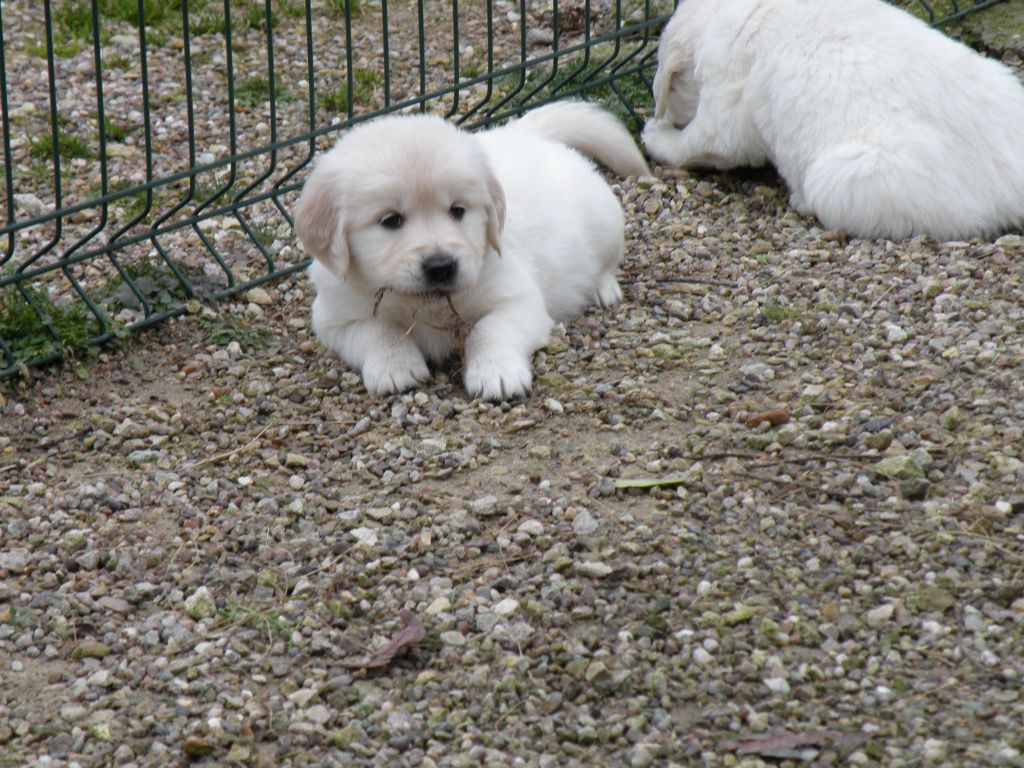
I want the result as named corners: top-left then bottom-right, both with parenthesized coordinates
top-left (728, 471), bottom-right (857, 501)
top-left (183, 424), bottom-right (273, 471)
top-left (372, 287), bottom-right (388, 316)
top-left (650, 277), bottom-right (738, 288)
top-left (1, 454), bottom-right (49, 475)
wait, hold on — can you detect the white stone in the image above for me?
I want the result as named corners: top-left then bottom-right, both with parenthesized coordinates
top-left (493, 598), bottom-right (520, 617)
top-left (576, 561), bottom-right (613, 578)
top-left (764, 677), bottom-right (790, 694)
top-left (691, 647), bottom-right (713, 666)
top-left (0, 549), bottom-right (29, 573)
top-left (86, 669), bottom-right (114, 688)
top-left (425, 597), bottom-right (451, 616)
top-left (866, 603), bottom-right (895, 627)
top-left (923, 738), bottom-right (946, 763)
top-left (885, 323), bottom-right (909, 343)
top-left (303, 704), bottom-right (331, 726)
top-left (351, 527), bottom-right (378, 547)
top-left (184, 586), bottom-right (216, 620)
top-left (572, 509), bottom-right (600, 535)
top-left (287, 687), bottom-right (318, 707)
top-left (245, 287), bottom-right (273, 305)
top-left (544, 398), bottom-right (564, 414)
top-left (291, 576), bottom-right (316, 597)
top-left (517, 519), bottom-right (544, 536)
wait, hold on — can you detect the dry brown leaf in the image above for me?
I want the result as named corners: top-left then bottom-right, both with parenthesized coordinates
top-left (359, 610), bottom-right (426, 669)
top-left (720, 730), bottom-right (867, 760)
top-left (745, 407), bottom-right (791, 428)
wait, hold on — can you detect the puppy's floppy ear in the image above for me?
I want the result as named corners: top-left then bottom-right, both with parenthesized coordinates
top-left (294, 165), bottom-right (350, 279)
top-left (653, 32), bottom-right (696, 122)
top-left (483, 164), bottom-right (506, 257)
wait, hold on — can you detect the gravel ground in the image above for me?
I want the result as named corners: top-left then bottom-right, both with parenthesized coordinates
top-left (3, 3), bottom-right (1024, 768)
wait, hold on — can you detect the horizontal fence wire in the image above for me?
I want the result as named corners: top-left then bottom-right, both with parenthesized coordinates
top-left (0, 0), bottom-right (1009, 378)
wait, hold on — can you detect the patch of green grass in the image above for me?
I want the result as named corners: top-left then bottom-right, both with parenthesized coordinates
top-left (189, 7), bottom-right (226, 36)
top-left (0, 280), bottom-right (97, 363)
top-left (235, 76), bottom-right (292, 108)
top-left (25, 38), bottom-right (82, 59)
top-left (325, 0), bottom-right (366, 18)
top-left (29, 128), bottom-right (94, 161)
top-left (3, 606), bottom-right (33, 628)
top-left (217, 602), bottom-right (292, 638)
top-left (105, 257), bottom-right (188, 313)
top-left (239, 1), bottom-right (276, 32)
top-left (419, 630), bottom-right (443, 652)
top-left (460, 59), bottom-right (485, 80)
top-left (104, 53), bottom-right (132, 71)
top-left (198, 313), bottom-right (274, 350)
top-left (52, 0), bottom-right (95, 41)
top-left (55, 0), bottom-right (182, 41)
top-left (248, 218), bottom-right (279, 248)
top-left (147, 28), bottom-right (170, 47)
top-left (15, 162), bottom-right (51, 188)
top-left (319, 85), bottom-right (350, 114)
top-left (279, 0), bottom-right (306, 18)
top-left (111, 185), bottom-right (149, 219)
top-left (102, 117), bottom-right (130, 142)
top-left (319, 67), bottom-right (382, 113)
top-left (760, 301), bottom-right (799, 324)
top-left (53, 0), bottom-right (277, 42)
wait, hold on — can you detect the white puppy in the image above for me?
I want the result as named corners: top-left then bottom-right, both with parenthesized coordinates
top-left (295, 102), bottom-right (648, 400)
top-left (642, 0), bottom-right (1024, 240)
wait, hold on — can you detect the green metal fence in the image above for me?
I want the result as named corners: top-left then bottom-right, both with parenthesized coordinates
top-left (0, 0), bottom-right (1009, 378)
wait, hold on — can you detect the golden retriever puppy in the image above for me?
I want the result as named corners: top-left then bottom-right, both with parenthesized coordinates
top-left (643, 0), bottom-right (1024, 240)
top-left (294, 101), bottom-right (648, 400)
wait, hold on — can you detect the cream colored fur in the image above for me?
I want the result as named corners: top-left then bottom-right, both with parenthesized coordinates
top-left (295, 101), bottom-right (648, 400)
top-left (643, 0), bottom-right (1024, 240)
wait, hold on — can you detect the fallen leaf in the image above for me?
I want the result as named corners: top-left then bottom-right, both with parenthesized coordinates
top-left (182, 736), bottom-right (216, 760)
top-left (720, 730), bottom-right (867, 760)
top-left (745, 407), bottom-right (790, 428)
top-left (360, 610), bottom-right (426, 669)
top-left (97, 596), bottom-right (135, 614)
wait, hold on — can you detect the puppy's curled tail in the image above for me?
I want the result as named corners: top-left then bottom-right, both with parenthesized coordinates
top-left (513, 101), bottom-right (650, 178)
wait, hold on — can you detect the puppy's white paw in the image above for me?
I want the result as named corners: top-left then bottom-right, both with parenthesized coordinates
top-left (362, 346), bottom-right (430, 395)
top-left (464, 351), bottom-right (533, 402)
top-left (596, 273), bottom-right (623, 308)
top-left (641, 118), bottom-right (680, 164)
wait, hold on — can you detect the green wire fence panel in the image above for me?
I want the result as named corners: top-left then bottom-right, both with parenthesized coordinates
top-left (0, 0), bottom-right (1008, 378)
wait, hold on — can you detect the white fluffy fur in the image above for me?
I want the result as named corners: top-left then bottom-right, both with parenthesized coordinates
top-left (295, 101), bottom-right (648, 400)
top-left (642, 0), bottom-right (1024, 240)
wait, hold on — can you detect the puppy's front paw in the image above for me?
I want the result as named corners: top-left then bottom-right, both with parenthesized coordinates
top-left (641, 118), bottom-right (680, 164)
top-left (362, 346), bottom-right (430, 396)
top-left (464, 351), bottom-right (533, 402)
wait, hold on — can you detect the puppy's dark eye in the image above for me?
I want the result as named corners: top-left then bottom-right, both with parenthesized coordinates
top-left (380, 213), bottom-right (404, 230)
top-left (449, 204), bottom-right (466, 222)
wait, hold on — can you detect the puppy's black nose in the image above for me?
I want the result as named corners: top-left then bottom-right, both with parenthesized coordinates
top-left (422, 253), bottom-right (458, 286)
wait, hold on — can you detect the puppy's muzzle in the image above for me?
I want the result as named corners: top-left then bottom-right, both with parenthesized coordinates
top-left (421, 253), bottom-right (459, 289)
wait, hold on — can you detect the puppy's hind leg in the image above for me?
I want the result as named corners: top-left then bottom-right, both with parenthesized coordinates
top-left (595, 271), bottom-right (623, 309)
top-left (800, 143), bottom-right (921, 239)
